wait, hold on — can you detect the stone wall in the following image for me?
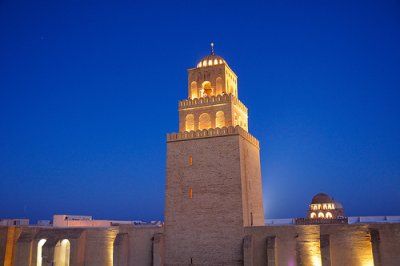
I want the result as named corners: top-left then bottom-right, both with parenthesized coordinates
top-left (0, 225), bottom-right (162, 266)
top-left (244, 223), bottom-right (400, 266)
top-left (164, 134), bottom-right (245, 265)
top-left (164, 130), bottom-right (264, 265)
top-left (1, 223), bottom-right (400, 265)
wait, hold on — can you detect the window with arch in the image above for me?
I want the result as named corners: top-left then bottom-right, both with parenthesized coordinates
top-left (54, 239), bottom-right (70, 266)
top-left (318, 212), bottom-right (325, 218)
top-left (215, 77), bottom-right (223, 95)
top-left (37, 239), bottom-right (47, 266)
top-left (198, 113), bottom-right (211, 130)
top-left (310, 212), bottom-right (316, 218)
top-left (190, 81), bottom-right (198, 99)
top-left (326, 212), bottom-right (333, 218)
top-left (215, 111), bottom-right (225, 128)
top-left (185, 114), bottom-right (194, 131)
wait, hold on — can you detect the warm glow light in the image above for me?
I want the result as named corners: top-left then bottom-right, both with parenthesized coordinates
top-left (185, 114), bottom-right (194, 131)
top-left (215, 111), bottom-right (225, 128)
top-left (310, 212), bottom-right (316, 218)
top-left (37, 239), bottom-right (46, 266)
top-left (326, 212), bottom-right (332, 218)
top-left (318, 212), bottom-right (324, 218)
top-left (54, 239), bottom-right (70, 266)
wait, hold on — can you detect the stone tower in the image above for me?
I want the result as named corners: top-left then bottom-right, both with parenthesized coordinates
top-left (164, 45), bottom-right (265, 265)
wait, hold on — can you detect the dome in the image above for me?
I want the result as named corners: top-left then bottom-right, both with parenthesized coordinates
top-left (196, 54), bottom-right (226, 68)
top-left (196, 43), bottom-right (227, 68)
top-left (311, 193), bottom-right (334, 204)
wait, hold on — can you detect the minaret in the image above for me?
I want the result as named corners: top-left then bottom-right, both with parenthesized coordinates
top-left (164, 45), bottom-right (265, 265)
top-left (181, 43), bottom-right (248, 132)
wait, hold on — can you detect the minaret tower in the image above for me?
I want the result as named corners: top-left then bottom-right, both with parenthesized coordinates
top-left (164, 45), bottom-right (265, 265)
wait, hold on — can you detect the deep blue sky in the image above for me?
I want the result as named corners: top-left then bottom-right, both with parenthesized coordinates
top-left (0, 0), bottom-right (399, 222)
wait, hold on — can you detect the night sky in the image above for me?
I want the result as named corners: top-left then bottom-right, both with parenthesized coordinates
top-left (1, 0), bottom-right (399, 222)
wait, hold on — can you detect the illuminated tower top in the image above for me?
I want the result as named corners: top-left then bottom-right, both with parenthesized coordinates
top-left (178, 44), bottom-right (248, 132)
top-left (188, 43), bottom-right (238, 99)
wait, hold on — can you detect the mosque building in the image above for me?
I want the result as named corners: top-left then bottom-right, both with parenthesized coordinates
top-left (295, 193), bottom-right (347, 225)
top-left (1, 45), bottom-right (400, 266)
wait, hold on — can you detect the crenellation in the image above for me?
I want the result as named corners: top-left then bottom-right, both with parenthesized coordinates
top-left (167, 125), bottom-right (259, 148)
top-left (179, 93), bottom-right (248, 114)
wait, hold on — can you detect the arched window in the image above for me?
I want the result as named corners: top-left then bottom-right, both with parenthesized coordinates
top-left (37, 239), bottom-right (47, 266)
top-left (310, 212), bottom-right (316, 218)
top-left (198, 113), bottom-right (211, 130)
top-left (318, 212), bottom-right (325, 218)
top-left (215, 111), bottom-right (225, 128)
top-left (185, 114), bottom-right (194, 131)
top-left (54, 239), bottom-right (70, 266)
top-left (216, 77), bottom-right (223, 95)
top-left (214, 59), bottom-right (218, 65)
top-left (326, 212), bottom-right (333, 218)
top-left (202, 81), bottom-right (212, 96)
top-left (190, 81), bottom-right (198, 99)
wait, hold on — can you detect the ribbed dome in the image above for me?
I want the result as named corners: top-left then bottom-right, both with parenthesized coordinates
top-left (311, 193), bottom-right (334, 204)
top-left (196, 54), bottom-right (226, 68)
top-left (196, 43), bottom-right (227, 68)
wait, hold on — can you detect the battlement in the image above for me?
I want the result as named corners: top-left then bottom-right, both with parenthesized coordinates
top-left (179, 94), bottom-right (248, 113)
top-left (167, 125), bottom-right (259, 148)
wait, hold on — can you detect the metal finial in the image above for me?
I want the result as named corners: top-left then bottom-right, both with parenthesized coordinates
top-left (210, 42), bottom-right (215, 55)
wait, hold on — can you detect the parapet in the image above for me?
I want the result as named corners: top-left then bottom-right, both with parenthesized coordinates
top-left (179, 94), bottom-right (248, 113)
top-left (167, 125), bottom-right (259, 148)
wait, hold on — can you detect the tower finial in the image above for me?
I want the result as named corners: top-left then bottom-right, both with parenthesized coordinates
top-left (210, 42), bottom-right (215, 55)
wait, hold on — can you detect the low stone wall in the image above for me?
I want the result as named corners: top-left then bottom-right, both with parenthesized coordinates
top-left (0, 225), bottom-right (162, 266)
top-left (1, 223), bottom-right (399, 265)
top-left (244, 223), bottom-right (400, 266)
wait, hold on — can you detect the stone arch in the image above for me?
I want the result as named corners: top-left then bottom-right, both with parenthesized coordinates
top-left (201, 81), bottom-right (212, 97)
top-left (318, 212), bottom-right (324, 218)
top-left (190, 81), bottom-right (198, 99)
top-left (326, 212), bottom-right (332, 218)
top-left (185, 114), bottom-right (194, 131)
top-left (310, 212), bottom-right (316, 218)
top-left (198, 113), bottom-right (211, 130)
top-left (37, 239), bottom-right (47, 266)
top-left (215, 111), bottom-right (225, 128)
top-left (54, 239), bottom-right (70, 266)
top-left (216, 77), bottom-right (223, 95)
